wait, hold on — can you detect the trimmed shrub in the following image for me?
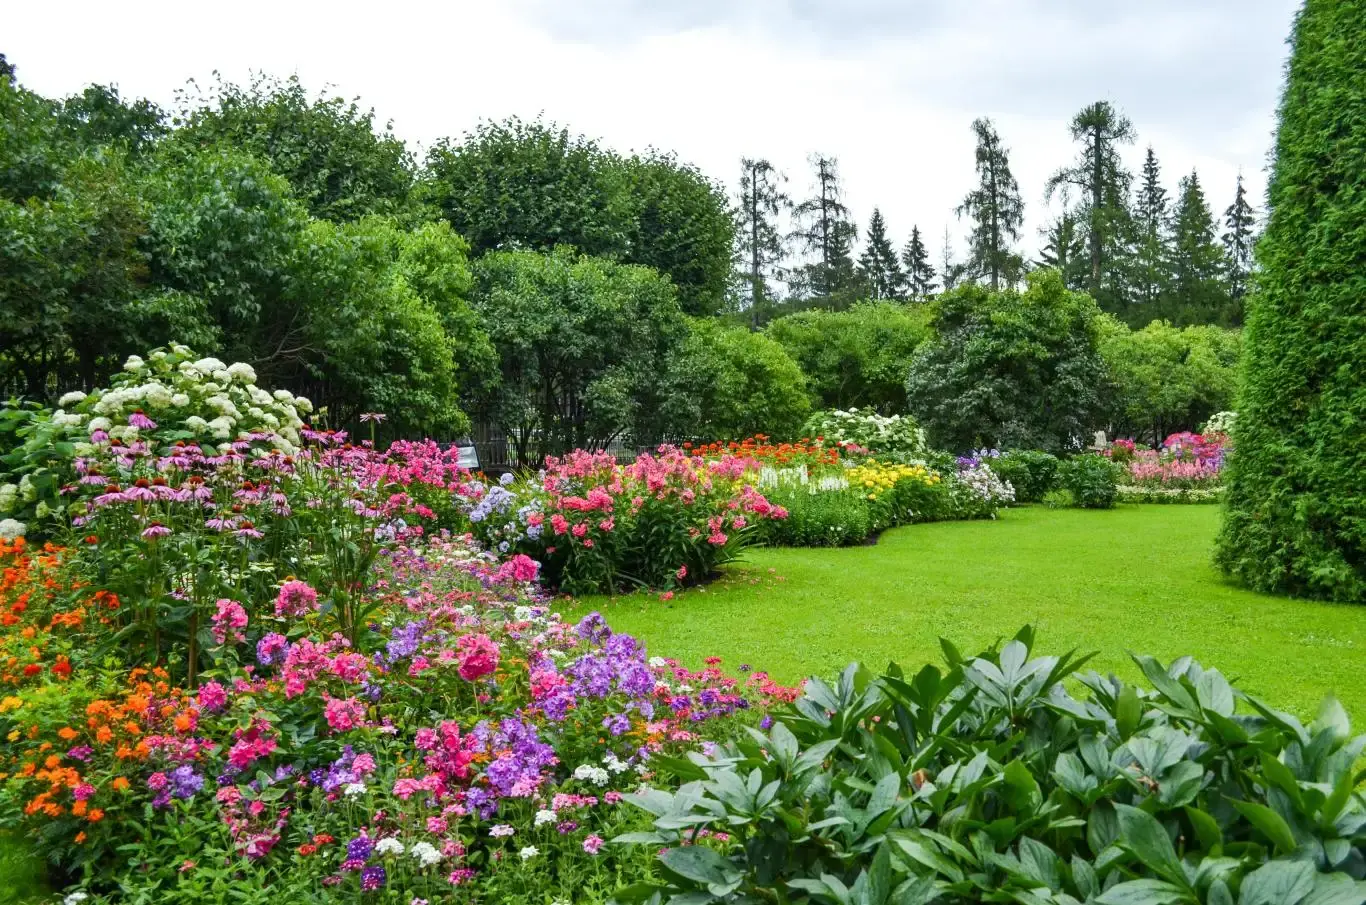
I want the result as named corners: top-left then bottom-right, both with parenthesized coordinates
top-left (991, 449), bottom-right (1060, 503)
top-left (1215, 0), bottom-right (1366, 603)
top-left (1056, 454), bottom-right (1119, 509)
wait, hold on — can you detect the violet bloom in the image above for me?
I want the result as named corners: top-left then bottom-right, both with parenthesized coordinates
top-left (347, 833), bottom-right (375, 862)
top-left (360, 866), bottom-right (386, 891)
top-left (170, 765), bottom-right (204, 800)
top-left (601, 713), bottom-right (630, 736)
top-left (256, 633), bottom-right (290, 667)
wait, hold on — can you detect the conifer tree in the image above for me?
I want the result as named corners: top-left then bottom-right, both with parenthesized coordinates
top-left (1131, 145), bottom-right (1172, 316)
top-left (736, 158), bottom-right (791, 324)
top-left (1217, 0), bottom-right (1366, 602)
top-left (1047, 101), bottom-right (1135, 311)
top-left (789, 154), bottom-right (859, 300)
top-left (1036, 206), bottom-right (1087, 290)
top-left (901, 225), bottom-right (937, 300)
top-left (957, 117), bottom-right (1024, 290)
top-left (1221, 171), bottom-right (1257, 318)
top-left (1167, 170), bottom-right (1231, 325)
top-left (858, 208), bottom-right (905, 299)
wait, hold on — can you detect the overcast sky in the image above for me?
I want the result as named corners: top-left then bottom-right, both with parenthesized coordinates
top-left (8, 0), bottom-right (1298, 262)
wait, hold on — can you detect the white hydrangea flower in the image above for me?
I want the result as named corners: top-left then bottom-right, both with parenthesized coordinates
top-left (107, 425), bottom-right (138, 441)
top-left (123, 355), bottom-right (145, 372)
top-left (199, 380), bottom-right (221, 393)
top-left (212, 369), bottom-right (231, 384)
top-left (534, 809), bottom-right (557, 826)
top-left (273, 389), bottom-right (294, 402)
top-left (143, 383), bottom-right (173, 408)
top-left (184, 415), bottom-right (209, 433)
top-left (171, 393), bottom-right (190, 407)
top-left (0, 519), bottom-right (26, 540)
top-left (35, 501), bottom-right (50, 519)
top-left (293, 395), bottom-right (313, 414)
top-left (62, 893), bottom-right (90, 905)
top-left (375, 837), bottom-right (404, 855)
top-left (170, 342), bottom-right (191, 355)
top-left (207, 416), bottom-right (234, 439)
top-left (227, 362), bottom-right (257, 384)
top-left (18, 475), bottom-right (35, 501)
top-left (247, 406), bottom-right (265, 422)
top-left (206, 396), bottom-right (240, 418)
top-left (87, 417), bottom-right (112, 434)
top-left (410, 841), bottom-right (441, 867)
top-left (150, 349), bottom-right (168, 361)
top-left (194, 357), bottom-right (227, 373)
top-left (0, 484), bottom-right (17, 513)
top-left (53, 411), bottom-right (85, 427)
top-left (58, 391), bottom-right (87, 407)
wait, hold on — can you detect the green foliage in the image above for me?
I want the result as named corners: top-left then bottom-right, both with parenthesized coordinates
top-left (423, 117), bottom-right (733, 315)
top-left (857, 208), bottom-right (905, 299)
top-left (767, 303), bottom-right (931, 413)
top-left (958, 117), bottom-right (1025, 290)
top-left (660, 320), bottom-right (810, 442)
top-left (1056, 454), bottom-right (1120, 508)
top-left (905, 269), bottom-right (1109, 454)
top-left (1216, 0), bottom-right (1366, 604)
top-left (991, 450), bottom-right (1060, 503)
top-left (1099, 318), bottom-right (1241, 442)
top-left (472, 247), bottom-right (687, 464)
top-left (800, 409), bottom-right (931, 461)
top-left (1163, 170), bottom-right (1233, 326)
top-left (174, 73), bottom-right (416, 222)
top-left (59, 83), bottom-right (167, 157)
top-left (619, 150), bottom-right (736, 317)
top-left (619, 630), bottom-right (1366, 905)
top-left (759, 486), bottom-right (874, 547)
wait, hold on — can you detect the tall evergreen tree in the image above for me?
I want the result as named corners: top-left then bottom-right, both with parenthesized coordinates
top-left (1047, 101), bottom-right (1136, 311)
top-left (1217, 0), bottom-right (1366, 602)
top-left (789, 154), bottom-right (859, 300)
top-left (1131, 145), bottom-right (1172, 318)
top-left (858, 208), bottom-right (905, 299)
top-left (1036, 206), bottom-right (1087, 290)
top-left (901, 226), bottom-right (937, 300)
top-left (1166, 170), bottom-right (1231, 325)
top-left (736, 158), bottom-right (791, 323)
top-left (1221, 171), bottom-right (1257, 318)
top-left (957, 117), bottom-right (1024, 290)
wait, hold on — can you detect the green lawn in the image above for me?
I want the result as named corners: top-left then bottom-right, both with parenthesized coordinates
top-left (573, 505), bottom-right (1366, 721)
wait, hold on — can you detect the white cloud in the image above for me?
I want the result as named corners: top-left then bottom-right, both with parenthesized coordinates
top-left (7, 0), bottom-right (1295, 262)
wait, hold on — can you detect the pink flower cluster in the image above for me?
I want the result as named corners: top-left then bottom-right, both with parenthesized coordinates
top-left (275, 580), bottom-right (319, 618)
top-left (211, 599), bottom-right (249, 645)
top-left (456, 633), bottom-right (500, 681)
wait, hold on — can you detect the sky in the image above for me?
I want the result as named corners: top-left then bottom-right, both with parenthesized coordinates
top-left (7, 0), bottom-right (1300, 263)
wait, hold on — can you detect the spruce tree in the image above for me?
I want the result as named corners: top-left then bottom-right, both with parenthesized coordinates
top-left (1047, 101), bottom-right (1136, 311)
top-left (858, 208), bottom-right (905, 299)
top-left (789, 154), bottom-right (859, 300)
top-left (736, 158), bottom-right (791, 324)
top-left (1131, 145), bottom-right (1172, 318)
top-left (1167, 170), bottom-right (1230, 325)
top-left (901, 225), bottom-right (937, 300)
top-left (1217, 0), bottom-right (1366, 602)
top-left (940, 225), bottom-right (964, 292)
top-left (1221, 171), bottom-right (1257, 319)
top-left (1036, 206), bottom-right (1087, 290)
top-left (957, 117), bottom-right (1024, 290)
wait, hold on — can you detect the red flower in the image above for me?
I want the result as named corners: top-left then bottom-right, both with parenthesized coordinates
top-left (52, 658), bottom-right (73, 678)
top-left (23, 664), bottom-right (41, 677)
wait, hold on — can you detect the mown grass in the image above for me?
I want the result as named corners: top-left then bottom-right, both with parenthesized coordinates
top-left (573, 505), bottom-right (1366, 721)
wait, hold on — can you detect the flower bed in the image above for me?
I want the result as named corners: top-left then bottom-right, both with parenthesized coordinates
top-left (1112, 431), bottom-right (1228, 503)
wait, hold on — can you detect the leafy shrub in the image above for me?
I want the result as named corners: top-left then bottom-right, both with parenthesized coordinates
top-left (802, 409), bottom-right (930, 461)
top-left (1056, 454), bottom-right (1120, 509)
top-left (1215, 0), bottom-right (1366, 603)
top-left (617, 628), bottom-right (1366, 905)
top-left (1043, 488), bottom-right (1077, 509)
top-left (990, 450), bottom-right (1060, 503)
top-left (760, 485), bottom-right (873, 547)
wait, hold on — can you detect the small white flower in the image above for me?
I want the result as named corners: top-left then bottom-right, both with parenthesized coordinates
top-left (343, 782), bottom-right (366, 798)
top-left (518, 845), bottom-right (539, 861)
top-left (573, 764), bottom-right (610, 786)
top-left (410, 841), bottom-right (441, 866)
top-left (647, 656), bottom-right (668, 668)
top-left (534, 809), bottom-right (557, 826)
top-left (603, 754), bottom-right (628, 774)
top-left (58, 391), bottom-right (86, 407)
top-left (63, 893), bottom-right (90, 905)
top-left (0, 519), bottom-right (25, 540)
top-left (375, 837), bottom-right (405, 855)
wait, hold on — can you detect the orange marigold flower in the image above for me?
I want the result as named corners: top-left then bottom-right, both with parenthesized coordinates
top-left (43, 755), bottom-right (61, 769)
top-left (58, 727), bottom-right (78, 741)
top-left (87, 808), bottom-right (104, 822)
top-left (74, 831), bottom-right (86, 844)
top-left (72, 800), bottom-right (88, 817)
top-left (111, 777), bottom-right (129, 792)
top-left (95, 727), bottom-right (114, 744)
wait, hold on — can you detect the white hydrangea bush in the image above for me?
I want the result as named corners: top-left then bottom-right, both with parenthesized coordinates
top-left (801, 408), bottom-right (931, 461)
top-left (52, 344), bottom-right (312, 455)
top-left (1202, 410), bottom-right (1237, 436)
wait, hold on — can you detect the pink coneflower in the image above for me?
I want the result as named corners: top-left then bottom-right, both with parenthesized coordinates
top-left (141, 522), bottom-right (171, 540)
top-left (128, 410), bottom-right (158, 430)
top-left (359, 412), bottom-right (387, 424)
top-left (235, 520), bottom-right (264, 539)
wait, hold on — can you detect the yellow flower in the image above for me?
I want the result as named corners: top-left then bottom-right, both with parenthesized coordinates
top-left (0, 696), bottom-right (23, 713)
